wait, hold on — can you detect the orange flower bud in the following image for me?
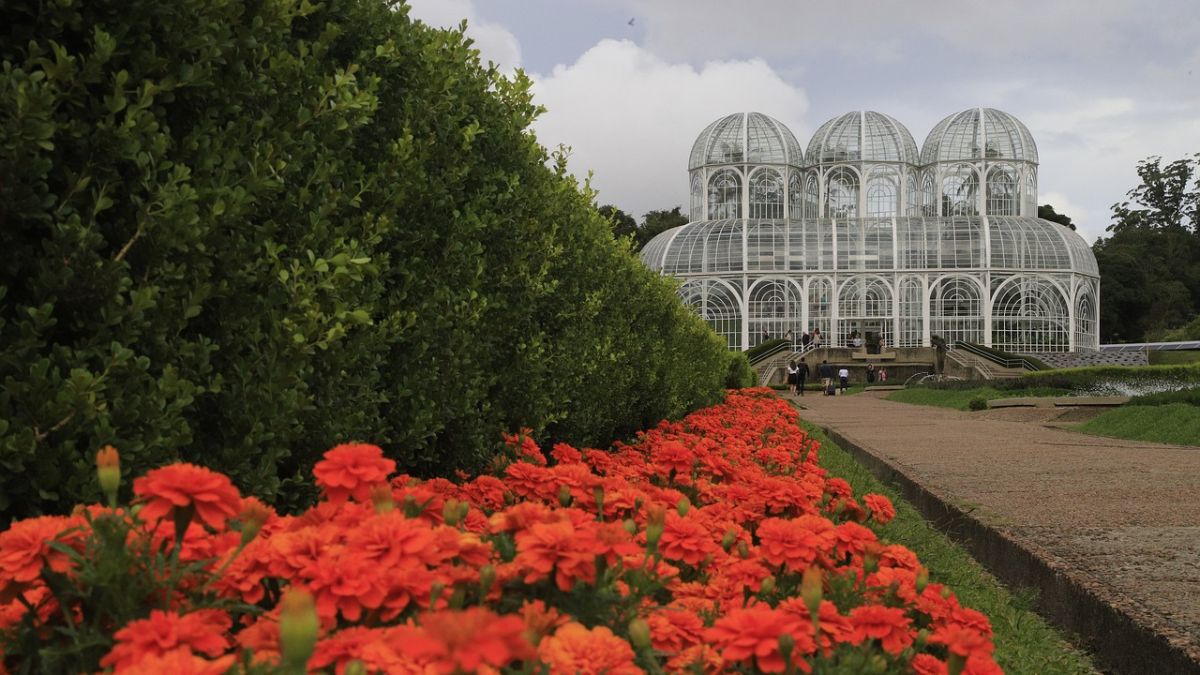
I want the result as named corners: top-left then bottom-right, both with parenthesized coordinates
top-left (676, 496), bottom-right (691, 516)
top-left (761, 575), bottom-right (776, 594)
top-left (279, 589), bottom-right (318, 670)
top-left (370, 484), bottom-right (394, 513)
top-left (916, 567), bottom-right (930, 595)
top-left (96, 446), bottom-right (121, 502)
top-left (238, 498), bottom-right (272, 545)
top-left (344, 661), bottom-right (367, 675)
top-left (721, 528), bottom-right (738, 551)
top-left (443, 498), bottom-right (461, 526)
top-left (628, 617), bottom-right (652, 650)
top-left (558, 485), bottom-right (572, 507)
top-left (801, 566), bottom-right (823, 617)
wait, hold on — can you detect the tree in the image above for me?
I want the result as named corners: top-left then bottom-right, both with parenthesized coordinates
top-left (1038, 204), bottom-right (1076, 230)
top-left (637, 206), bottom-right (689, 249)
top-left (1109, 154), bottom-right (1200, 234)
top-left (598, 204), bottom-right (638, 240)
top-left (1093, 153), bottom-right (1200, 342)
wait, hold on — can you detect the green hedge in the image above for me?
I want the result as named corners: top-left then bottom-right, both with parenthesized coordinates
top-left (1128, 387), bottom-right (1200, 407)
top-left (0, 0), bottom-right (735, 519)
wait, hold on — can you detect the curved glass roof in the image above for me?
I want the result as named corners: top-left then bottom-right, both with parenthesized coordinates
top-left (806, 111), bottom-right (920, 164)
top-left (640, 217), bottom-right (1096, 276)
top-left (688, 113), bottom-right (804, 170)
top-left (921, 108), bottom-right (1039, 164)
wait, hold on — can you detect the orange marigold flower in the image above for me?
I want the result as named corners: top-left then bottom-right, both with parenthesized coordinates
top-left (947, 607), bottom-right (993, 637)
top-left (666, 643), bottom-right (724, 674)
top-left (519, 600), bottom-right (569, 645)
top-left (312, 443), bottom-right (396, 504)
top-left (514, 519), bottom-right (600, 591)
top-left (538, 622), bottom-right (643, 675)
top-left (911, 653), bottom-right (949, 675)
top-left (963, 653), bottom-right (1005, 675)
top-left (659, 512), bottom-right (717, 566)
top-left (651, 440), bottom-right (695, 477)
top-left (133, 463), bottom-right (242, 531)
top-left (0, 515), bottom-right (79, 588)
top-left (704, 606), bottom-right (814, 673)
top-left (863, 493), bottom-right (896, 524)
top-left (551, 442), bottom-right (583, 464)
top-left (929, 624), bottom-right (994, 660)
top-left (100, 609), bottom-right (232, 670)
top-left (647, 608), bottom-right (705, 653)
top-left (756, 515), bottom-right (835, 571)
top-left (401, 608), bottom-right (534, 673)
top-left (116, 647), bottom-right (237, 675)
top-left (847, 605), bottom-right (913, 656)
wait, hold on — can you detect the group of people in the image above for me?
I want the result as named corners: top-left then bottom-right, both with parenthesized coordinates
top-left (763, 327), bottom-right (822, 349)
top-left (787, 360), bottom-right (888, 396)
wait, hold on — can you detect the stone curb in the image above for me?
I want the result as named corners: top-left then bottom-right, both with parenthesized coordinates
top-left (816, 424), bottom-right (1200, 675)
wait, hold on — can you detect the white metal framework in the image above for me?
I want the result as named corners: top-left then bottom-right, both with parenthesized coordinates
top-left (644, 109), bottom-right (1101, 353)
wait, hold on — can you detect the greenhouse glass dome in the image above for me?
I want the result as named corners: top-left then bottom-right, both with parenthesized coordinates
top-left (642, 109), bottom-right (1100, 353)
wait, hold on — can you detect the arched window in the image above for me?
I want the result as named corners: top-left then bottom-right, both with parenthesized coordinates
top-left (986, 165), bottom-right (1018, 216)
top-left (837, 277), bottom-right (893, 348)
top-left (991, 277), bottom-right (1069, 352)
top-left (680, 279), bottom-right (742, 350)
top-left (805, 172), bottom-right (820, 218)
top-left (707, 169), bottom-right (742, 219)
top-left (921, 172), bottom-right (936, 216)
top-left (898, 277), bottom-right (924, 347)
top-left (749, 279), bottom-right (803, 345)
top-left (807, 278), bottom-right (832, 339)
top-left (930, 277), bottom-right (983, 344)
top-left (749, 168), bottom-right (784, 219)
top-left (866, 176), bottom-right (897, 217)
top-left (788, 170), bottom-right (803, 220)
top-left (906, 174), bottom-right (919, 216)
top-left (825, 167), bottom-right (859, 219)
top-left (1025, 168), bottom-right (1037, 216)
top-left (1075, 287), bottom-right (1098, 351)
top-left (690, 175), bottom-right (703, 221)
top-left (941, 165), bottom-right (978, 216)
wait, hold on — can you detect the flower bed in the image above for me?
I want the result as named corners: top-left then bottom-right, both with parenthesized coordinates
top-left (0, 389), bottom-right (1000, 674)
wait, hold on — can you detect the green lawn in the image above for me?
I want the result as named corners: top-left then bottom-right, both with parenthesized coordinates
top-left (886, 386), bottom-right (1071, 410)
top-left (801, 421), bottom-right (1096, 674)
top-left (1148, 350), bottom-right (1200, 366)
top-left (1075, 403), bottom-right (1200, 446)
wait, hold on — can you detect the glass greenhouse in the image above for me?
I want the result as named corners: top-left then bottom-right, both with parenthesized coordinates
top-left (641, 109), bottom-right (1100, 353)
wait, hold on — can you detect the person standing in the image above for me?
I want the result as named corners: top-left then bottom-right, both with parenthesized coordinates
top-left (801, 331), bottom-right (811, 349)
top-left (838, 366), bottom-right (850, 393)
top-left (818, 360), bottom-right (832, 394)
top-left (866, 363), bottom-right (876, 384)
top-left (812, 328), bottom-right (822, 349)
top-left (786, 362), bottom-right (798, 395)
top-left (879, 367), bottom-right (888, 383)
top-left (797, 358), bottom-right (810, 396)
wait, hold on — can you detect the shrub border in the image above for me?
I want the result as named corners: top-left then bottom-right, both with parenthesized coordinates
top-left (812, 422), bottom-right (1200, 675)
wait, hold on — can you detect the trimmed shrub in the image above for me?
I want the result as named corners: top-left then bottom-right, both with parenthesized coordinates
top-left (725, 351), bottom-right (756, 389)
top-left (968, 397), bottom-right (989, 411)
top-left (1128, 387), bottom-right (1200, 407)
top-left (0, 0), bottom-right (732, 519)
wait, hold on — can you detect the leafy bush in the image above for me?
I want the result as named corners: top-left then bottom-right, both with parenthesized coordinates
top-left (0, 0), bottom-right (731, 519)
top-left (968, 397), bottom-right (988, 411)
top-left (725, 352), bottom-right (756, 389)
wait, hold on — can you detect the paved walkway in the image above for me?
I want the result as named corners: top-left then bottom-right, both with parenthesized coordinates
top-left (793, 391), bottom-right (1200, 673)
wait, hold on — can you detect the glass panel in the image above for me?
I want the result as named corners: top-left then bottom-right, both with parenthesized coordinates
top-left (708, 170), bottom-right (742, 220)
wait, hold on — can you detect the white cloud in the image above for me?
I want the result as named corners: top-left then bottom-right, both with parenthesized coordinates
top-left (530, 39), bottom-right (809, 218)
top-left (406, 0), bottom-right (521, 69)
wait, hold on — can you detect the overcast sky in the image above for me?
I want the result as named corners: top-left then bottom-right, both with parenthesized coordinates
top-left (408, 0), bottom-right (1200, 244)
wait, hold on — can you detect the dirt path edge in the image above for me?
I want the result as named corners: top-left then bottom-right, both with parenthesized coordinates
top-left (817, 423), bottom-right (1200, 675)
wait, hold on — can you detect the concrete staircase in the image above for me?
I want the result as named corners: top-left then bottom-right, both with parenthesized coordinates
top-left (945, 348), bottom-right (1026, 380)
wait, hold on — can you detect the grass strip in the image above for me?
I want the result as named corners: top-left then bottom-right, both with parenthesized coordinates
top-left (1075, 403), bottom-right (1200, 446)
top-left (885, 386), bottom-right (1070, 410)
top-left (801, 420), bottom-right (1097, 674)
